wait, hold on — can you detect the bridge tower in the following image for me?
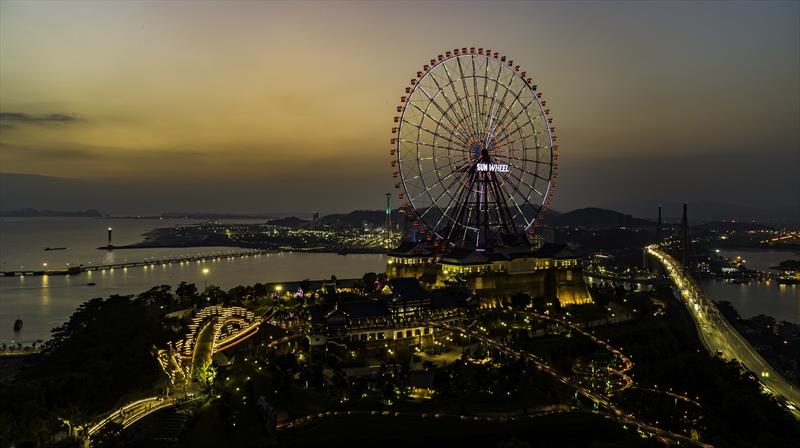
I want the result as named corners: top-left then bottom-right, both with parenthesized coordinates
top-left (385, 192), bottom-right (392, 249)
top-left (656, 205), bottom-right (663, 243)
top-left (681, 203), bottom-right (689, 273)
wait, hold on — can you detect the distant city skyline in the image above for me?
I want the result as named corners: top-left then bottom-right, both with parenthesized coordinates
top-left (1, 0), bottom-right (798, 216)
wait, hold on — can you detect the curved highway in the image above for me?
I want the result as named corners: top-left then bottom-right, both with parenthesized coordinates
top-left (647, 245), bottom-right (800, 417)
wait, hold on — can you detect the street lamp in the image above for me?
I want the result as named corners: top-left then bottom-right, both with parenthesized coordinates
top-left (202, 268), bottom-right (210, 290)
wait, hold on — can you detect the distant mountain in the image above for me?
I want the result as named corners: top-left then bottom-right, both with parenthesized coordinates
top-left (320, 209), bottom-right (403, 228)
top-left (543, 207), bottom-right (654, 228)
top-left (159, 212), bottom-right (273, 220)
top-left (266, 216), bottom-right (309, 227)
top-left (0, 208), bottom-right (103, 218)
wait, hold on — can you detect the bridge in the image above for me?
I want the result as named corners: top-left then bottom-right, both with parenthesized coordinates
top-left (0, 249), bottom-right (268, 277)
top-left (83, 305), bottom-right (274, 445)
top-left (646, 244), bottom-right (800, 417)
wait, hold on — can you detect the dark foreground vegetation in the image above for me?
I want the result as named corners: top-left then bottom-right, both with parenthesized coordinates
top-left (2, 279), bottom-right (798, 448)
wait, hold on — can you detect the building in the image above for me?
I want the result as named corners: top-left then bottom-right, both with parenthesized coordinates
top-left (307, 277), bottom-right (469, 349)
top-left (387, 241), bottom-right (592, 306)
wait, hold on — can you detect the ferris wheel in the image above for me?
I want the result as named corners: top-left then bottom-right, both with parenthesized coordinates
top-left (391, 47), bottom-right (557, 250)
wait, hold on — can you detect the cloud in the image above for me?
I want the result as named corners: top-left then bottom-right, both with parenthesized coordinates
top-left (0, 142), bottom-right (98, 160)
top-left (0, 112), bottom-right (80, 127)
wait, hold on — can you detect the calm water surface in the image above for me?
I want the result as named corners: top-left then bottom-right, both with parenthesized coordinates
top-left (0, 218), bottom-right (385, 344)
top-left (700, 247), bottom-right (799, 324)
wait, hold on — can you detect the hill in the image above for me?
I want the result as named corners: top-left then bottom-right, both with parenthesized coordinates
top-left (0, 208), bottom-right (103, 218)
top-left (544, 207), bottom-right (653, 228)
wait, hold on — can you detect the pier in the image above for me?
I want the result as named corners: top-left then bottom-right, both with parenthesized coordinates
top-left (0, 249), bottom-right (269, 277)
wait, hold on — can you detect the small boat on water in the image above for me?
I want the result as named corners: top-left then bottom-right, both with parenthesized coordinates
top-left (13, 319), bottom-right (23, 332)
top-left (44, 247), bottom-right (67, 251)
top-left (728, 278), bottom-right (749, 285)
top-left (86, 282), bottom-right (96, 286)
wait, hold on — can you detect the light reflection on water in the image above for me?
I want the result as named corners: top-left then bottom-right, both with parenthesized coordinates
top-left (1, 252), bottom-right (386, 344)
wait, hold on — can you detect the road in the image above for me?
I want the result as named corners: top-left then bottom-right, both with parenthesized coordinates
top-left (431, 321), bottom-right (711, 447)
top-left (647, 245), bottom-right (800, 416)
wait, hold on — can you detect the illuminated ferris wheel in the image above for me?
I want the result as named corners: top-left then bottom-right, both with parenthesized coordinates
top-left (391, 47), bottom-right (557, 250)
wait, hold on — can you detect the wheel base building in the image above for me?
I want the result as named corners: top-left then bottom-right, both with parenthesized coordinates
top-left (386, 241), bottom-right (592, 307)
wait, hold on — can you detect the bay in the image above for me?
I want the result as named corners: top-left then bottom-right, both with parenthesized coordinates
top-left (0, 218), bottom-right (385, 344)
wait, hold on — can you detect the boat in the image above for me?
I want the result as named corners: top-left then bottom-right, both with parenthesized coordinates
top-left (728, 278), bottom-right (749, 285)
top-left (13, 319), bottom-right (23, 332)
top-left (44, 247), bottom-right (67, 251)
top-left (86, 282), bottom-right (96, 286)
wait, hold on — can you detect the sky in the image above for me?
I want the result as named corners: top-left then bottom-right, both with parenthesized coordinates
top-left (0, 0), bottom-right (798, 217)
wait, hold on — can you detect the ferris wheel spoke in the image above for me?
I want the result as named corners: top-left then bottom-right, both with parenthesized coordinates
top-left (498, 162), bottom-right (549, 199)
top-left (471, 56), bottom-right (485, 136)
top-left (399, 139), bottom-right (472, 156)
top-left (500, 152), bottom-right (550, 186)
top-left (414, 85), bottom-right (473, 147)
top-left (490, 81), bottom-right (533, 137)
top-left (481, 57), bottom-right (491, 133)
top-left (446, 171), bottom-right (478, 243)
top-left (410, 106), bottom-right (470, 151)
top-left (403, 159), bottom-right (466, 188)
top-left (496, 168), bottom-right (544, 222)
top-left (492, 97), bottom-right (542, 145)
top-left (485, 172), bottom-right (519, 233)
top-left (492, 128), bottom-right (546, 154)
top-left (426, 69), bottom-right (473, 141)
top-left (495, 153), bottom-right (549, 166)
top-left (455, 56), bottom-right (482, 139)
top-left (422, 172), bottom-right (472, 232)
top-left (401, 119), bottom-right (465, 148)
top-left (441, 62), bottom-right (480, 142)
top-left (483, 61), bottom-right (506, 147)
top-left (492, 171), bottom-right (534, 228)
top-left (488, 79), bottom-right (513, 136)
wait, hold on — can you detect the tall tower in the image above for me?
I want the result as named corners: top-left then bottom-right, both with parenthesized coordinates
top-left (681, 203), bottom-right (688, 273)
top-left (656, 205), bottom-right (663, 243)
top-left (385, 193), bottom-right (392, 249)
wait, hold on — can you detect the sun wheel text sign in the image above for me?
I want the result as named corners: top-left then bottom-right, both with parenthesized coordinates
top-left (476, 163), bottom-right (509, 172)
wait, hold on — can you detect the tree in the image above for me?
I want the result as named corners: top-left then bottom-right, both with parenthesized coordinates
top-left (510, 292), bottom-right (531, 310)
top-left (176, 282), bottom-right (199, 307)
top-left (362, 272), bottom-right (378, 293)
top-left (531, 295), bottom-right (547, 313)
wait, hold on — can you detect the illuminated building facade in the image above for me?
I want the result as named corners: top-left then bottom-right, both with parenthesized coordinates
top-left (387, 242), bottom-right (592, 306)
top-left (307, 277), bottom-right (469, 349)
